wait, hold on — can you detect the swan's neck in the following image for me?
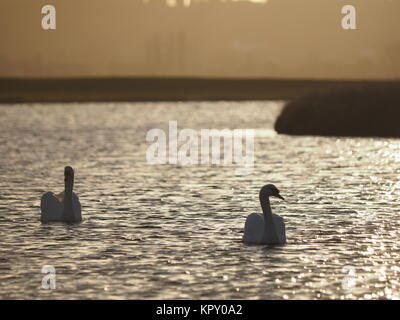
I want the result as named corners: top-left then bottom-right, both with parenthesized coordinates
top-left (260, 194), bottom-right (278, 240)
top-left (62, 178), bottom-right (74, 220)
top-left (260, 195), bottom-right (272, 219)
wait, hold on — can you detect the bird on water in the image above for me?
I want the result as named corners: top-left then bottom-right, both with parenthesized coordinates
top-left (243, 184), bottom-right (286, 245)
top-left (40, 166), bottom-right (82, 223)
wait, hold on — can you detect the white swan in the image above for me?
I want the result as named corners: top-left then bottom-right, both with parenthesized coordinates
top-left (40, 166), bottom-right (82, 223)
top-left (243, 184), bottom-right (286, 245)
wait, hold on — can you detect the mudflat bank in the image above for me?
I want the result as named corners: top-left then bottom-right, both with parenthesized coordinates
top-left (274, 82), bottom-right (400, 138)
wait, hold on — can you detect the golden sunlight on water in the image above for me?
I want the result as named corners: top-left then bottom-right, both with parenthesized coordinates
top-left (0, 101), bottom-right (399, 299)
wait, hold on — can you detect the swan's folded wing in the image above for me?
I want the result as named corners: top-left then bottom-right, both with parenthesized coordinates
top-left (40, 192), bottom-right (62, 222)
top-left (273, 214), bottom-right (286, 244)
top-left (243, 213), bottom-right (264, 244)
top-left (72, 192), bottom-right (82, 222)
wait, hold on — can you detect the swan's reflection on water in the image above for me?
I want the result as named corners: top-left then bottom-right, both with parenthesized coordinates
top-left (0, 101), bottom-right (399, 299)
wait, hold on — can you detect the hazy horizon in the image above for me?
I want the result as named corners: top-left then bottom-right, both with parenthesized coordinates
top-left (1, 0), bottom-right (399, 79)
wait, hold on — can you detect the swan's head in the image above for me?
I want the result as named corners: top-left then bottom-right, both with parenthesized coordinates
top-left (64, 166), bottom-right (74, 182)
top-left (261, 184), bottom-right (284, 200)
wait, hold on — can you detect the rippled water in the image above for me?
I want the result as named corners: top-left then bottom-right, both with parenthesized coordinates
top-left (0, 101), bottom-right (399, 299)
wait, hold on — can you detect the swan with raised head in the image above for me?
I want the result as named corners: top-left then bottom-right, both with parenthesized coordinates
top-left (243, 184), bottom-right (286, 245)
top-left (40, 166), bottom-right (82, 223)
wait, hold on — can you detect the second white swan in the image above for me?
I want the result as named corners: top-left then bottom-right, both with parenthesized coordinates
top-left (243, 184), bottom-right (286, 245)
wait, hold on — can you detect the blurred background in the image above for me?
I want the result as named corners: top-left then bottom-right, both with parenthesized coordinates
top-left (0, 0), bottom-right (399, 79)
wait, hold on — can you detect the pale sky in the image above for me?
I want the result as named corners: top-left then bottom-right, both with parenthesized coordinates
top-left (0, 0), bottom-right (399, 79)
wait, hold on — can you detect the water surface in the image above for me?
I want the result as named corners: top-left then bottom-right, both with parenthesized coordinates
top-left (0, 101), bottom-right (399, 299)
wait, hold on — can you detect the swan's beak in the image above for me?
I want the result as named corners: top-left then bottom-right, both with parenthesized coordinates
top-left (277, 194), bottom-right (285, 200)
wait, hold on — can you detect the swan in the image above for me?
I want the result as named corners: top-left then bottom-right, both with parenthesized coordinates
top-left (243, 184), bottom-right (286, 245)
top-left (40, 166), bottom-right (82, 223)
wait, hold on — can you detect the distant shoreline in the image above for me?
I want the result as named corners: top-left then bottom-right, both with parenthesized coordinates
top-left (0, 77), bottom-right (399, 103)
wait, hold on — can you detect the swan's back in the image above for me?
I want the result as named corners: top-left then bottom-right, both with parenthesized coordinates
top-left (243, 213), bottom-right (286, 245)
top-left (272, 214), bottom-right (286, 244)
top-left (40, 192), bottom-right (82, 223)
top-left (70, 193), bottom-right (82, 222)
top-left (40, 192), bottom-right (62, 223)
top-left (243, 213), bottom-right (264, 244)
